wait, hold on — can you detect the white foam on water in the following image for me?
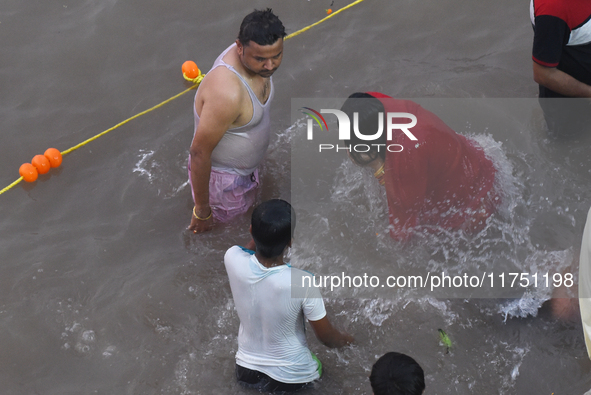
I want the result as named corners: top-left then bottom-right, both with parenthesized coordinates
top-left (358, 298), bottom-right (397, 327)
top-left (503, 346), bottom-right (529, 391)
top-left (133, 149), bottom-right (156, 182)
top-left (498, 248), bottom-right (573, 319)
top-left (173, 353), bottom-right (195, 395)
top-left (423, 297), bottom-right (459, 325)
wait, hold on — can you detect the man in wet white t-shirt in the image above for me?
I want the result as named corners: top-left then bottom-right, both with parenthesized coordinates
top-left (224, 200), bottom-right (354, 392)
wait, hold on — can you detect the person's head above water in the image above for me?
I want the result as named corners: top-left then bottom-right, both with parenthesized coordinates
top-left (370, 352), bottom-right (425, 395)
top-left (340, 92), bottom-right (388, 166)
top-left (236, 9), bottom-right (285, 78)
top-left (251, 199), bottom-right (296, 259)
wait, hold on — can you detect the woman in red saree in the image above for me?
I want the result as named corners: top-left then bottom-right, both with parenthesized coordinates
top-left (341, 92), bottom-right (499, 241)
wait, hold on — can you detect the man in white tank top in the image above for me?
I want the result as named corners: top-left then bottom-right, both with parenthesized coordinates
top-left (188, 9), bottom-right (285, 233)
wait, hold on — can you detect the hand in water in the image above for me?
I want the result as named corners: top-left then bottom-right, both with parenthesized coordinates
top-left (188, 207), bottom-right (214, 233)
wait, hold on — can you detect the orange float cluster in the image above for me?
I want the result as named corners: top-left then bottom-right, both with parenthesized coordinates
top-left (182, 61), bottom-right (200, 79)
top-left (19, 148), bottom-right (63, 182)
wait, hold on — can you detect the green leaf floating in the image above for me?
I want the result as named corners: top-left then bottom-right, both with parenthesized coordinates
top-left (438, 329), bottom-right (452, 353)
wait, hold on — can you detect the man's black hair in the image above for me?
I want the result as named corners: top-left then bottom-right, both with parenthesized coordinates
top-left (251, 199), bottom-right (295, 258)
top-left (340, 92), bottom-right (387, 166)
top-left (238, 8), bottom-right (286, 46)
top-left (370, 352), bottom-right (425, 395)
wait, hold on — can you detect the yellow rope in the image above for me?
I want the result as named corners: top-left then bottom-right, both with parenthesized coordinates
top-left (0, 177), bottom-right (24, 195)
top-left (61, 86), bottom-right (196, 156)
top-left (285, 0), bottom-right (366, 40)
top-left (182, 72), bottom-right (205, 85)
top-left (0, 0), bottom-right (365, 195)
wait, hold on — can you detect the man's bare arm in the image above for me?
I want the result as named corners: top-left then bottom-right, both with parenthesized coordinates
top-left (188, 71), bottom-right (244, 233)
top-left (533, 62), bottom-right (591, 98)
top-left (309, 316), bottom-right (354, 348)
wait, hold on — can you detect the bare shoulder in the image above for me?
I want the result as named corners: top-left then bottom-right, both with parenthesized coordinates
top-left (197, 66), bottom-right (245, 109)
top-left (192, 67), bottom-right (247, 141)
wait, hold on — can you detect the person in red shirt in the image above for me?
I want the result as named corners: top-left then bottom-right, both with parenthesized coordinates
top-left (340, 92), bottom-right (499, 241)
top-left (530, 0), bottom-right (591, 137)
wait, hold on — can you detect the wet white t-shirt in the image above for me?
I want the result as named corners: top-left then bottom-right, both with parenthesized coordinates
top-left (224, 246), bottom-right (326, 384)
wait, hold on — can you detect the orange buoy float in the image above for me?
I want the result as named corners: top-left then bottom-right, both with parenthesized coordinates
top-left (15, 148), bottom-right (61, 185)
top-left (31, 154), bottom-right (51, 175)
top-left (326, 8), bottom-right (333, 15)
top-left (19, 163), bottom-right (38, 182)
top-left (44, 148), bottom-right (63, 168)
top-left (182, 61), bottom-right (200, 79)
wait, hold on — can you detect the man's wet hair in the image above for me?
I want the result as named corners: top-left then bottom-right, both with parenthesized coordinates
top-left (340, 92), bottom-right (388, 166)
top-left (370, 352), bottom-right (425, 395)
top-left (251, 199), bottom-right (296, 258)
top-left (238, 8), bottom-right (286, 46)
